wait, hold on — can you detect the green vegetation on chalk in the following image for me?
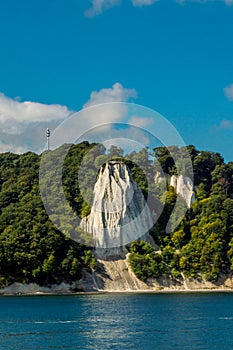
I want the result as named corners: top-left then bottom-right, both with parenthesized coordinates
top-left (0, 145), bottom-right (98, 287)
top-left (0, 142), bottom-right (233, 287)
top-left (129, 146), bottom-right (233, 283)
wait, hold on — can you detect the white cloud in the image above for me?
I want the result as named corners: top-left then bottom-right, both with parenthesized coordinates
top-left (85, 0), bottom-right (121, 17)
top-left (219, 119), bottom-right (233, 129)
top-left (48, 83), bottom-right (139, 152)
top-left (176, 0), bottom-right (233, 4)
top-left (129, 115), bottom-right (154, 127)
top-left (84, 0), bottom-right (233, 17)
top-left (85, 0), bottom-right (159, 17)
top-left (131, 0), bottom-right (159, 6)
top-left (82, 83), bottom-right (137, 129)
top-left (212, 119), bottom-right (233, 131)
top-left (79, 83), bottom-right (137, 132)
top-left (0, 141), bottom-right (29, 154)
top-left (224, 84), bottom-right (233, 101)
top-left (84, 82), bottom-right (137, 107)
top-left (0, 83), bottom-right (138, 154)
top-left (0, 93), bottom-right (71, 134)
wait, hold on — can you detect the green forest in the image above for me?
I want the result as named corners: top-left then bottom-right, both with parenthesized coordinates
top-left (129, 146), bottom-right (233, 282)
top-left (0, 142), bottom-right (233, 287)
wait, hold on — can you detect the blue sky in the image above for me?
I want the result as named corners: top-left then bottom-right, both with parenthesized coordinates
top-left (0, 0), bottom-right (233, 161)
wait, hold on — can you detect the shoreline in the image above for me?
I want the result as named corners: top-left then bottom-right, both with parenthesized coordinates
top-left (1, 287), bottom-right (233, 296)
top-left (1, 270), bottom-right (233, 296)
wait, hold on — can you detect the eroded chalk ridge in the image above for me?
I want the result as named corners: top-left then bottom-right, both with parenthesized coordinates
top-left (80, 161), bottom-right (153, 257)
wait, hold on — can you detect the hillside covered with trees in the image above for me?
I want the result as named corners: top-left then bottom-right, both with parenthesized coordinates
top-left (0, 142), bottom-right (233, 287)
top-left (129, 146), bottom-right (233, 283)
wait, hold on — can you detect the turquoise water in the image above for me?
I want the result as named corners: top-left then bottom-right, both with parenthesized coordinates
top-left (0, 293), bottom-right (233, 349)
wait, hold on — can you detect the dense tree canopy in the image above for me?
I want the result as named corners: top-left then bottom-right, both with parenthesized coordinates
top-left (0, 142), bottom-right (233, 287)
top-left (0, 145), bottom-right (97, 287)
top-left (130, 146), bottom-right (233, 282)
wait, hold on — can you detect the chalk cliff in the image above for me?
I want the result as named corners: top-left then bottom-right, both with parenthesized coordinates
top-left (80, 161), bottom-right (153, 256)
top-left (154, 172), bottom-right (195, 208)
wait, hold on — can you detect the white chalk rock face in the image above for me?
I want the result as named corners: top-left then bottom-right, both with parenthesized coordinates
top-left (80, 161), bottom-right (153, 253)
top-left (170, 175), bottom-right (195, 208)
top-left (154, 172), bottom-right (195, 208)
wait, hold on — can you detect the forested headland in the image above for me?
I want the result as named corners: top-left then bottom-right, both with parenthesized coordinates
top-left (0, 142), bottom-right (233, 287)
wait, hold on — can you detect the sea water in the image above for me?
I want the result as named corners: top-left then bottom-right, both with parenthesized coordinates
top-left (0, 292), bottom-right (233, 349)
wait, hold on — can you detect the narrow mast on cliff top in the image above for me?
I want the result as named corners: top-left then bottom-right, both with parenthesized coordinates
top-left (46, 128), bottom-right (50, 151)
